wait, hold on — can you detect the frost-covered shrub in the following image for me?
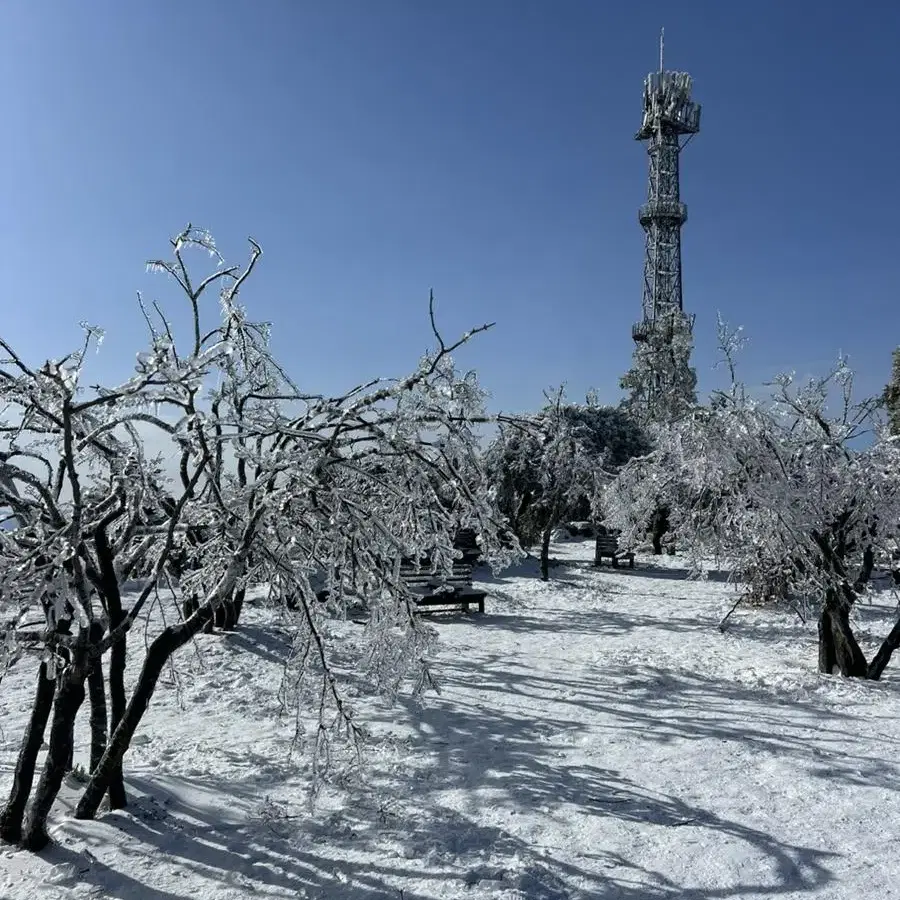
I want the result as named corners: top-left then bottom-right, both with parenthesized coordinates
top-left (607, 320), bottom-right (900, 679)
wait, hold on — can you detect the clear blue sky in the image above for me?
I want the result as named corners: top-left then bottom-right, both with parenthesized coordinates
top-left (1, 0), bottom-right (898, 413)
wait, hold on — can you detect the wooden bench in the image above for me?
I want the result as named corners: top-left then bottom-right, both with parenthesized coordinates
top-left (399, 557), bottom-right (486, 614)
top-left (594, 530), bottom-right (635, 569)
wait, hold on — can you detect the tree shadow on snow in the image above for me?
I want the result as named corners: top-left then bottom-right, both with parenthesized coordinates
top-left (597, 561), bottom-right (736, 584)
top-left (456, 650), bottom-right (900, 788)
top-left (475, 607), bottom-right (710, 638)
top-left (344, 658), bottom-right (846, 898)
top-left (24, 840), bottom-right (196, 900)
top-left (343, 600), bottom-right (900, 898)
top-left (56, 772), bottom-right (478, 900)
top-left (223, 621), bottom-right (293, 666)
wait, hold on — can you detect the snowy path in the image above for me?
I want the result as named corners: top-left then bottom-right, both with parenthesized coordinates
top-left (2, 540), bottom-right (900, 899)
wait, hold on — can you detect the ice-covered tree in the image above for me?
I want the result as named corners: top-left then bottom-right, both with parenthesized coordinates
top-left (0, 306), bottom-right (219, 847)
top-left (606, 323), bottom-right (900, 679)
top-left (486, 394), bottom-right (649, 580)
top-left (0, 227), bottom-right (517, 850)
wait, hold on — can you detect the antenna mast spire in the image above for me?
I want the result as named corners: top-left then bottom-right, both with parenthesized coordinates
top-left (659, 27), bottom-right (664, 72)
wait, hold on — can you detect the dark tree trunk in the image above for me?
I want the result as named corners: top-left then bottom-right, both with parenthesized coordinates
top-left (87, 654), bottom-right (107, 775)
top-left (75, 605), bottom-right (214, 821)
top-left (94, 525), bottom-right (128, 808)
top-left (105, 600), bottom-right (127, 808)
top-left (21, 655), bottom-right (89, 851)
top-left (812, 529), bottom-right (873, 679)
top-left (218, 588), bottom-right (245, 631)
top-left (817, 609), bottom-right (837, 675)
top-left (540, 525), bottom-right (552, 582)
top-left (0, 662), bottom-right (56, 844)
top-left (853, 545), bottom-right (875, 593)
top-left (86, 622), bottom-right (108, 776)
top-left (512, 490), bottom-right (533, 544)
top-left (817, 590), bottom-right (868, 678)
top-left (53, 622), bottom-right (76, 776)
top-left (650, 505), bottom-right (669, 556)
top-left (183, 594), bottom-right (213, 633)
top-left (183, 586), bottom-right (243, 631)
top-left (106, 633), bottom-right (128, 809)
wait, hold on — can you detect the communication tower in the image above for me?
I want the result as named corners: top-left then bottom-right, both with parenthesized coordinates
top-left (627, 30), bottom-right (700, 421)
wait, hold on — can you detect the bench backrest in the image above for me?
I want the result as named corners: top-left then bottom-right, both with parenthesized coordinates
top-left (399, 560), bottom-right (474, 586)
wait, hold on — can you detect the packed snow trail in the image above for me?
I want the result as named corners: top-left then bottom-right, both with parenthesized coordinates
top-left (2, 539), bottom-right (899, 899)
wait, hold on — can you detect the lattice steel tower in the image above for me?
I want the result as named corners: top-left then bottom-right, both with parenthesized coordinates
top-left (625, 30), bottom-right (700, 423)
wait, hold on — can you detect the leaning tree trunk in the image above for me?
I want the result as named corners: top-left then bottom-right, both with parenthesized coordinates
top-left (21, 650), bottom-right (90, 851)
top-left (820, 566), bottom-right (900, 681)
top-left (812, 529), bottom-right (872, 679)
top-left (867, 615), bottom-right (900, 680)
top-left (75, 605), bottom-right (215, 821)
top-left (0, 662), bottom-right (56, 844)
top-left (52, 622), bottom-right (76, 776)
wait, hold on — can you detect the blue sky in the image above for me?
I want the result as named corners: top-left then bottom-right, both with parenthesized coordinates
top-left (0, 0), bottom-right (897, 414)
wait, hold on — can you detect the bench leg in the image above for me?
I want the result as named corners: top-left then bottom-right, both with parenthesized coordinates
top-left (477, 597), bottom-right (484, 614)
top-left (612, 556), bottom-right (619, 568)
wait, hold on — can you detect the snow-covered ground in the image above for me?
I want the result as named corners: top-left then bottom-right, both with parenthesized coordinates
top-left (2, 539), bottom-right (900, 899)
